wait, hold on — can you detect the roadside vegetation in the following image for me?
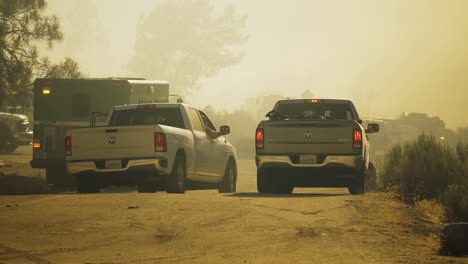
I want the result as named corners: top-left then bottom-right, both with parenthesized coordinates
top-left (0, 0), bottom-right (83, 112)
top-left (380, 134), bottom-right (468, 222)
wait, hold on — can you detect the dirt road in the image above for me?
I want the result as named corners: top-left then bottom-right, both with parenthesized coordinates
top-left (0, 151), bottom-right (467, 263)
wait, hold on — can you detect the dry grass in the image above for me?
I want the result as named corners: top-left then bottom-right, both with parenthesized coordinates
top-left (0, 159), bottom-right (47, 195)
top-left (416, 199), bottom-right (447, 223)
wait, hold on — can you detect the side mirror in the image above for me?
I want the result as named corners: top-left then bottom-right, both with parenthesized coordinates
top-left (177, 98), bottom-right (184, 103)
top-left (365, 123), bottom-right (380, 134)
top-left (219, 125), bottom-right (230, 136)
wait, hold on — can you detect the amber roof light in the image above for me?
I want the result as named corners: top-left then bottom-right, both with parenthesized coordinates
top-left (41, 88), bottom-right (51, 95)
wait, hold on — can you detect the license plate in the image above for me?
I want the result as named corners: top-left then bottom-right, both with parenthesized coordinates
top-left (300, 155), bottom-right (317, 164)
top-left (105, 160), bottom-right (122, 169)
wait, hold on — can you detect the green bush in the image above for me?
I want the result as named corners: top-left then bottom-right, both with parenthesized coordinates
top-left (443, 143), bottom-right (468, 222)
top-left (442, 184), bottom-right (468, 222)
top-left (381, 135), bottom-right (468, 221)
top-left (381, 144), bottom-right (404, 190)
top-left (382, 135), bottom-right (458, 202)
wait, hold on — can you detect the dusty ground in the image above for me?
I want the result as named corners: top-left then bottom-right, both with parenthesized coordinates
top-left (0, 145), bottom-right (44, 178)
top-left (0, 149), bottom-right (467, 264)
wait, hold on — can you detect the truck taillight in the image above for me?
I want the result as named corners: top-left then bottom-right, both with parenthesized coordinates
top-left (33, 137), bottom-right (41, 151)
top-left (155, 132), bottom-right (167, 152)
top-left (353, 129), bottom-right (362, 151)
top-left (256, 129), bottom-right (264, 151)
top-left (65, 136), bottom-right (72, 156)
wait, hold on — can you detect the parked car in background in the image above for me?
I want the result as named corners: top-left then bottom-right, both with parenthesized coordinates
top-left (0, 112), bottom-right (33, 153)
top-left (66, 103), bottom-right (237, 194)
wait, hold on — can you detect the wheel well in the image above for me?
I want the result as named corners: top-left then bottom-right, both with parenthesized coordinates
top-left (175, 148), bottom-right (186, 163)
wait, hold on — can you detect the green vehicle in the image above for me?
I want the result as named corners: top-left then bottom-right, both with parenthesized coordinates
top-left (30, 78), bottom-right (172, 186)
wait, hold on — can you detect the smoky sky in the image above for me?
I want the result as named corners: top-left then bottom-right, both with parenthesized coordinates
top-left (42, 0), bottom-right (468, 128)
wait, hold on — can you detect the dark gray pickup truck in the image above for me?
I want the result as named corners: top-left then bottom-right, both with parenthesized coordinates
top-left (255, 99), bottom-right (379, 194)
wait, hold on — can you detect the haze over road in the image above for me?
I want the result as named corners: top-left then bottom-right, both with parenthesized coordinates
top-left (1, 158), bottom-right (467, 264)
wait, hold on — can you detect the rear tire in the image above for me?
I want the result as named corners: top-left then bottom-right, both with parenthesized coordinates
top-left (273, 183), bottom-right (294, 194)
top-left (166, 155), bottom-right (186, 194)
top-left (76, 175), bottom-right (100, 193)
top-left (46, 164), bottom-right (74, 186)
top-left (0, 123), bottom-right (16, 153)
top-left (257, 168), bottom-right (274, 193)
top-left (258, 168), bottom-right (294, 194)
top-left (4, 143), bottom-right (18, 153)
top-left (218, 159), bottom-right (237, 193)
top-left (348, 172), bottom-right (365, 195)
top-left (137, 177), bottom-right (157, 193)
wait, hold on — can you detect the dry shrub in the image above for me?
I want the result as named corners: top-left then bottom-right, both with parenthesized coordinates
top-left (416, 199), bottom-right (447, 223)
top-left (443, 143), bottom-right (468, 222)
top-left (381, 134), bottom-right (459, 203)
top-left (381, 134), bottom-right (468, 221)
top-left (381, 144), bottom-right (403, 190)
top-left (442, 184), bottom-right (468, 222)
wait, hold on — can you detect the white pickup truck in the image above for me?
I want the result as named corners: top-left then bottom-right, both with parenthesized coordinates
top-left (255, 99), bottom-right (379, 195)
top-left (66, 103), bottom-right (237, 194)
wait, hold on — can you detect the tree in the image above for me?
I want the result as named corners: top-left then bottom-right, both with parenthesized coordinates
top-left (41, 57), bottom-right (82, 79)
top-left (0, 0), bottom-right (82, 111)
top-left (129, 0), bottom-right (247, 94)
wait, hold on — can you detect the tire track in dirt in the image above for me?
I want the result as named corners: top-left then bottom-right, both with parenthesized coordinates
top-left (0, 243), bottom-right (53, 264)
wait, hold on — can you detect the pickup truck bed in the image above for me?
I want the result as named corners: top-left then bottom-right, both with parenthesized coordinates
top-left (68, 124), bottom-right (182, 188)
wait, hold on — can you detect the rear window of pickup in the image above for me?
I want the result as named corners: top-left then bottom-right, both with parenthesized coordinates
top-left (109, 108), bottom-right (185, 129)
top-left (275, 102), bottom-right (355, 121)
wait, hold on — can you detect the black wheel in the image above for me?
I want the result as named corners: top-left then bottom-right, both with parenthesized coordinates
top-left (258, 168), bottom-right (293, 194)
top-left (46, 164), bottom-right (74, 186)
top-left (76, 175), bottom-right (100, 193)
top-left (257, 168), bottom-right (274, 193)
top-left (0, 122), bottom-right (16, 153)
top-left (348, 172), bottom-right (365, 195)
top-left (273, 182), bottom-right (294, 194)
top-left (218, 159), bottom-right (237, 193)
top-left (4, 143), bottom-right (18, 153)
top-left (166, 154), bottom-right (186, 194)
top-left (137, 178), bottom-right (157, 193)
top-left (348, 184), bottom-right (364, 195)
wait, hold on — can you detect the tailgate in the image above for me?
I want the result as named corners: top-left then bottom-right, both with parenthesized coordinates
top-left (71, 125), bottom-right (158, 160)
top-left (264, 121), bottom-right (356, 154)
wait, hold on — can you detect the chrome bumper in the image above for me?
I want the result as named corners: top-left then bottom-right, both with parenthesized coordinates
top-left (256, 154), bottom-right (363, 170)
top-left (67, 158), bottom-right (168, 175)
